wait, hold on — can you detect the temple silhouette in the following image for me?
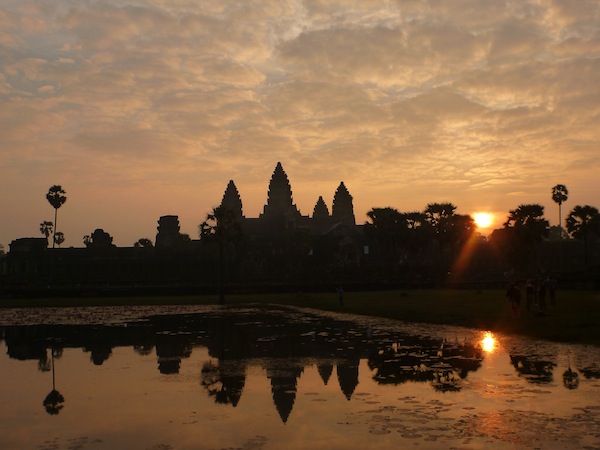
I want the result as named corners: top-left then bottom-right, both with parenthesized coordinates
top-left (2, 163), bottom-right (598, 295)
top-left (1, 162), bottom-right (368, 295)
top-left (218, 162), bottom-right (357, 235)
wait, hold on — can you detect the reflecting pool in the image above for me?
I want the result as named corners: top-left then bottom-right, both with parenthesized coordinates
top-left (1, 304), bottom-right (599, 449)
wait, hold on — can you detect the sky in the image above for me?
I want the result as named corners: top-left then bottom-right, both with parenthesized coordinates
top-left (1, 0), bottom-right (599, 248)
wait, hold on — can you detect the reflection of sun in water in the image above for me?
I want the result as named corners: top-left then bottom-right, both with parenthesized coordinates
top-left (473, 212), bottom-right (493, 229)
top-left (481, 331), bottom-right (497, 354)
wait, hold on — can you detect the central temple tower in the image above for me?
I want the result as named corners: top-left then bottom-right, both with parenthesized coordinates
top-left (259, 162), bottom-right (302, 229)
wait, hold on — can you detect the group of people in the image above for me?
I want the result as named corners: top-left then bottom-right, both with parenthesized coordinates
top-left (506, 276), bottom-right (557, 318)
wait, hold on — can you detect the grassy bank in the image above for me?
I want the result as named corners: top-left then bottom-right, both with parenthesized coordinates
top-left (1, 289), bottom-right (599, 346)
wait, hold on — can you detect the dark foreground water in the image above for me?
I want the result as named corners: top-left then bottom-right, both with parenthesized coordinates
top-left (0, 304), bottom-right (599, 450)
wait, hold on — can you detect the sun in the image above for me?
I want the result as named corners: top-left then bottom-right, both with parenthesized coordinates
top-left (473, 212), bottom-right (494, 229)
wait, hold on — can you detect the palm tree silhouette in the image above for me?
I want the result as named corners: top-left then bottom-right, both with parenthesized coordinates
top-left (504, 204), bottom-right (550, 273)
top-left (199, 206), bottom-right (243, 304)
top-left (424, 202), bottom-right (457, 268)
top-left (551, 184), bottom-right (568, 237)
top-left (566, 205), bottom-right (600, 268)
top-left (46, 186), bottom-right (67, 249)
top-left (54, 231), bottom-right (65, 248)
top-left (39, 221), bottom-right (54, 244)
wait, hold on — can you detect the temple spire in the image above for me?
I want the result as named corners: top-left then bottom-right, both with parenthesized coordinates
top-left (332, 182), bottom-right (355, 225)
top-left (266, 162), bottom-right (293, 209)
top-left (261, 162), bottom-right (300, 219)
top-left (312, 196), bottom-right (330, 220)
top-left (220, 180), bottom-right (243, 219)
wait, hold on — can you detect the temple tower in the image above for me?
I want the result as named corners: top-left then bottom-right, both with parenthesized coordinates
top-left (312, 196), bottom-right (330, 220)
top-left (332, 182), bottom-right (356, 225)
top-left (220, 180), bottom-right (244, 219)
top-left (260, 162), bottom-right (301, 228)
top-left (155, 215), bottom-right (180, 250)
top-left (312, 196), bottom-right (331, 232)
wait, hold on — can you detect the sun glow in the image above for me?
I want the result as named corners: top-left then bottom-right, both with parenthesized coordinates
top-left (481, 331), bottom-right (497, 354)
top-left (473, 212), bottom-right (494, 229)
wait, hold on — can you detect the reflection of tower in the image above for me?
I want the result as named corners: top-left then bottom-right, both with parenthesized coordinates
top-left (267, 365), bottom-right (304, 423)
top-left (337, 359), bottom-right (359, 400)
top-left (155, 337), bottom-right (192, 375)
top-left (317, 363), bottom-right (333, 385)
top-left (332, 182), bottom-right (355, 225)
top-left (155, 215), bottom-right (181, 250)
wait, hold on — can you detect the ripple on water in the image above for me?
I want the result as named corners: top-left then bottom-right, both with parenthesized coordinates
top-left (351, 398), bottom-right (600, 449)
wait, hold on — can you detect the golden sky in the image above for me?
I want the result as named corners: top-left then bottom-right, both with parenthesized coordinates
top-left (1, 0), bottom-right (599, 247)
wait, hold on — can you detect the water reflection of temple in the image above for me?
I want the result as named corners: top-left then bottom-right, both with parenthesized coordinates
top-left (1, 307), bottom-right (579, 423)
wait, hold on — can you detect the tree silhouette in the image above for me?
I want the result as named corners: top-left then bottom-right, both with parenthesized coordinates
top-left (424, 202), bottom-right (457, 268)
top-left (134, 238), bottom-right (154, 248)
top-left (199, 206), bottom-right (243, 304)
top-left (447, 213), bottom-right (477, 256)
top-left (402, 211), bottom-right (432, 272)
top-left (200, 360), bottom-right (246, 406)
top-left (503, 204), bottom-right (549, 272)
top-left (505, 204), bottom-right (549, 240)
top-left (551, 184), bottom-right (568, 237)
top-left (39, 221), bottom-right (54, 244)
top-left (54, 231), bottom-right (65, 248)
top-left (566, 205), bottom-right (600, 268)
top-left (46, 186), bottom-right (67, 249)
top-left (364, 207), bottom-right (404, 266)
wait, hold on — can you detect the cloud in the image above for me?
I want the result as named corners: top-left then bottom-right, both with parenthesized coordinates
top-left (1, 0), bottom-right (599, 246)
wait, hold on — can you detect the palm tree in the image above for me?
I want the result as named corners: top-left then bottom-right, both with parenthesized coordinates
top-left (199, 206), bottom-right (243, 304)
top-left (505, 204), bottom-right (549, 237)
top-left (46, 186), bottom-right (67, 248)
top-left (364, 207), bottom-right (404, 266)
top-left (54, 231), bottom-right (65, 248)
top-left (424, 202), bottom-right (457, 268)
top-left (551, 184), bottom-right (568, 237)
top-left (40, 221), bottom-right (54, 244)
top-left (503, 204), bottom-right (549, 273)
top-left (401, 211), bottom-right (431, 270)
top-left (566, 205), bottom-right (600, 268)
top-left (447, 214), bottom-right (477, 253)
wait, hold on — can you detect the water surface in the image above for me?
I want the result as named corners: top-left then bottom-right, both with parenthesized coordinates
top-left (1, 304), bottom-right (599, 449)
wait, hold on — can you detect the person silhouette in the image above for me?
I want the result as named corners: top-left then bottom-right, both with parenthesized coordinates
top-left (506, 282), bottom-right (521, 318)
top-left (336, 286), bottom-right (344, 307)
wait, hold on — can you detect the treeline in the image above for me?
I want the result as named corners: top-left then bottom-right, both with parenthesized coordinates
top-left (2, 185), bottom-right (599, 295)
